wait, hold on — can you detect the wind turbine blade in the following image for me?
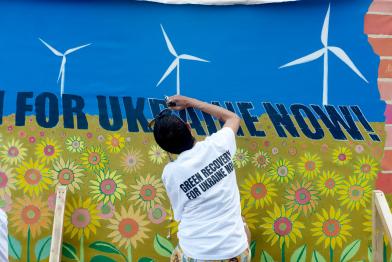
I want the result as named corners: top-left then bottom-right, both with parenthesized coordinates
top-left (160, 24), bottom-right (177, 57)
top-left (39, 38), bottom-right (63, 56)
top-left (279, 49), bottom-right (325, 68)
top-left (328, 46), bottom-right (369, 83)
top-left (321, 4), bottom-right (330, 47)
top-left (57, 57), bottom-right (66, 83)
top-left (157, 58), bottom-right (179, 87)
top-left (64, 43), bottom-right (91, 55)
top-left (179, 54), bottom-right (209, 62)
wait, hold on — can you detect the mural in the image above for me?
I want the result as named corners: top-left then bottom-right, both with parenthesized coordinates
top-left (0, 0), bottom-right (389, 261)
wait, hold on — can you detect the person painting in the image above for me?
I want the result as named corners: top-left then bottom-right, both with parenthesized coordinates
top-left (149, 95), bottom-right (250, 262)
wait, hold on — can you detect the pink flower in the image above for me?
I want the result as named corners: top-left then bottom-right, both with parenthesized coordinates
top-left (96, 202), bottom-right (115, 219)
top-left (0, 194), bottom-right (12, 212)
top-left (18, 131), bottom-right (26, 138)
top-left (28, 136), bottom-right (36, 144)
top-left (86, 132), bottom-right (93, 139)
top-left (148, 204), bottom-right (167, 224)
top-left (7, 125), bottom-right (13, 132)
top-left (39, 131), bottom-right (45, 137)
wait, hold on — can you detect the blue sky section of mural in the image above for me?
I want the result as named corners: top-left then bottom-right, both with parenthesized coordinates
top-left (0, 0), bottom-right (383, 121)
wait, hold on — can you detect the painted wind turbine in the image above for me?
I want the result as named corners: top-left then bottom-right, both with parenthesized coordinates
top-left (279, 4), bottom-right (368, 105)
top-left (157, 25), bottom-right (209, 95)
top-left (39, 38), bottom-right (91, 96)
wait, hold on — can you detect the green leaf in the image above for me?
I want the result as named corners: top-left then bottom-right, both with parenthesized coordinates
top-left (311, 250), bottom-right (326, 262)
top-left (368, 246), bottom-right (373, 262)
top-left (62, 242), bottom-right (78, 260)
top-left (340, 240), bottom-right (361, 262)
top-left (8, 235), bottom-right (21, 260)
top-left (90, 255), bottom-right (116, 262)
top-left (250, 240), bottom-right (256, 260)
top-left (138, 257), bottom-right (155, 262)
top-left (89, 241), bottom-right (122, 255)
top-left (290, 244), bottom-right (307, 262)
top-left (35, 236), bottom-right (51, 262)
top-left (153, 234), bottom-right (174, 257)
top-left (260, 250), bottom-right (275, 262)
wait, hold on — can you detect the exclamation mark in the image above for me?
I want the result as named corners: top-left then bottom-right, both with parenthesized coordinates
top-left (351, 106), bottom-right (380, 141)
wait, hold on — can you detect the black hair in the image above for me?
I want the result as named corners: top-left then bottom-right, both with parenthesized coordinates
top-left (153, 115), bottom-right (195, 154)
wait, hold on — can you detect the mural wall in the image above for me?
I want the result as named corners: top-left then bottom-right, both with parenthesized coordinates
top-left (0, 0), bottom-right (389, 261)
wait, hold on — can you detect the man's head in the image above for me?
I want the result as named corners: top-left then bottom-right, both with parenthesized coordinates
top-left (152, 110), bottom-right (195, 155)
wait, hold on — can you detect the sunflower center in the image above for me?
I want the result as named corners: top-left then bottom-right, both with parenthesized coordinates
top-left (140, 185), bottom-right (156, 201)
top-left (322, 219), bottom-right (341, 237)
top-left (295, 188), bottom-right (311, 205)
top-left (277, 166), bottom-right (288, 177)
top-left (22, 205), bottom-right (41, 224)
top-left (338, 154), bottom-right (346, 161)
top-left (349, 185), bottom-right (364, 201)
top-left (25, 169), bottom-right (42, 185)
top-left (0, 172), bottom-right (8, 188)
top-left (119, 218), bottom-right (139, 238)
top-left (127, 157), bottom-right (136, 166)
top-left (257, 156), bottom-right (266, 165)
top-left (251, 183), bottom-right (267, 199)
top-left (44, 145), bottom-right (55, 156)
top-left (71, 208), bottom-right (91, 228)
top-left (361, 164), bottom-right (371, 173)
top-left (8, 146), bottom-right (19, 157)
top-left (88, 153), bottom-right (101, 165)
top-left (72, 141), bottom-right (80, 148)
top-left (324, 178), bottom-right (335, 189)
top-left (59, 169), bottom-right (74, 185)
top-left (100, 179), bottom-right (117, 195)
top-left (111, 138), bottom-right (119, 147)
top-left (273, 217), bottom-right (292, 236)
top-left (305, 161), bottom-right (315, 171)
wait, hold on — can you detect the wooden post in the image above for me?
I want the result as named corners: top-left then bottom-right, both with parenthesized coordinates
top-left (373, 190), bottom-right (384, 262)
top-left (49, 186), bottom-right (67, 262)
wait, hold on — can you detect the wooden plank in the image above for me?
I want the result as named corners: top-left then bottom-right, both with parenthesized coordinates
top-left (49, 186), bottom-right (67, 262)
top-left (373, 190), bottom-right (384, 262)
top-left (375, 190), bottom-right (392, 249)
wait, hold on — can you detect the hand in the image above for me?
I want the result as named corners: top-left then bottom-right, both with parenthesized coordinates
top-left (166, 95), bottom-right (194, 111)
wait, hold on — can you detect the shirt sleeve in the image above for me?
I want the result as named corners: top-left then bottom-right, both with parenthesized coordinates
top-left (205, 127), bottom-right (237, 157)
top-left (162, 167), bottom-right (183, 221)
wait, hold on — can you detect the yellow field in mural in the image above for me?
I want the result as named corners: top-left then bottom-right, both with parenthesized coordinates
top-left (1, 114), bottom-right (387, 262)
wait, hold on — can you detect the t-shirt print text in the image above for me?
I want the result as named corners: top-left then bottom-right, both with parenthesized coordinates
top-left (179, 151), bottom-right (234, 200)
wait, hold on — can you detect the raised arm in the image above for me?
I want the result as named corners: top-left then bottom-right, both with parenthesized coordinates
top-left (166, 95), bottom-right (240, 134)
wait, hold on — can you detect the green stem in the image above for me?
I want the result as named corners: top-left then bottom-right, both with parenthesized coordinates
top-left (80, 233), bottom-right (84, 262)
top-left (127, 245), bottom-right (132, 262)
top-left (281, 241), bottom-right (285, 262)
top-left (329, 245), bottom-right (333, 262)
top-left (383, 241), bottom-right (387, 262)
top-left (27, 226), bottom-right (31, 262)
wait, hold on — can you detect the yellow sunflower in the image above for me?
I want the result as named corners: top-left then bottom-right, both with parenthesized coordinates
top-left (121, 149), bottom-right (145, 174)
top-left (252, 151), bottom-right (271, 169)
top-left (65, 136), bottom-right (86, 153)
top-left (353, 155), bottom-right (379, 179)
top-left (268, 159), bottom-right (295, 183)
top-left (166, 208), bottom-right (179, 237)
top-left (311, 206), bottom-right (352, 249)
top-left (297, 153), bottom-right (322, 179)
top-left (129, 174), bottom-right (165, 210)
top-left (148, 145), bottom-right (167, 164)
top-left (81, 146), bottom-right (108, 172)
top-left (51, 158), bottom-right (84, 193)
top-left (90, 169), bottom-right (126, 204)
top-left (9, 195), bottom-right (51, 238)
top-left (35, 138), bottom-right (62, 164)
top-left (106, 133), bottom-right (125, 153)
top-left (240, 173), bottom-right (277, 209)
top-left (337, 176), bottom-right (372, 211)
top-left (332, 147), bottom-right (352, 166)
top-left (233, 148), bottom-right (249, 168)
top-left (0, 139), bottom-right (27, 165)
top-left (260, 204), bottom-right (304, 248)
top-left (316, 171), bottom-right (343, 197)
top-left (64, 197), bottom-right (101, 239)
top-left (285, 180), bottom-right (319, 216)
top-left (241, 201), bottom-right (258, 230)
top-left (107, 205), bottom-right (150, 248)
top-left (0, 164), bottom-right (16, 196)
top-left (15, 158), bottom-right (51, 197)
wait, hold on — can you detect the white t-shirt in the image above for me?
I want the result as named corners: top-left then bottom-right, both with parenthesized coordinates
top-left (162, 127), bottom-right (248, 260)
top-left (0, 209), bottom-right (8, 262)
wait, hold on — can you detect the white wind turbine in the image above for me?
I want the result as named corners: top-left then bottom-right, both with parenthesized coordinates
top-left (39, 38), bottom-right (91, 96)
top-left (279, 4), bottom-right (368, 105)
top-left (157, 25), bottom-right (209, 95)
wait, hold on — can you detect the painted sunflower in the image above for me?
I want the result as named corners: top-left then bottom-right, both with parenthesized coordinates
top-left (148, 145), bottom-right (167, 165)
top-left (233, 148), bottom-right (249, 168)
top-left (107, 205), bottom-right (150, 248)
top-left (0, 139), bottom-right (27, 166)
top-left (65, 136), bottom-right (86, 153)
top-left (15, 158), bottom-right (51, 197)
top-left (51, 158), bottom-right (84, 193)
top-left (81, 146), bottom-right (108, 172)
top-left (64, 197), bottom-right (101, 239)
top-left (121, 149), bottom-right (145, 174)
top-left (285, 180), bottom-right (319, 216)
top-left (240, 173), bottom-right (277, 209)
top-left (316, 171), bottom-right (343, 197)
top-left (252, 151), bottom-right (271, 169)
top-left (129, 174), bottom-right (165, 210)
top-left (337, 176), bottom-right (372, 211)
top-left (90, 169), bottom-right (126, 204)
top-left (311, 206), bottom-right (352, 249)
top-left (353, 155), bottom-right (379, 179)
top-left (332, 146), bottom-right (352, 166)
top-left (9, 195), bottom-right (51, 238)
top-left (241, 201), bottom-right (258, 230)
top-left (35, 138), bottom-right (62, 164)
top-left (260, 204), bottom-right (304, 248)
top-left (297, 153), bottom-right (322, 179)
top-left (0, 164), bottom-right (16, 196)
top-left (106, 133), bottom-right (125, 153)
top-left (267, 159), bottom-right (295, 183)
